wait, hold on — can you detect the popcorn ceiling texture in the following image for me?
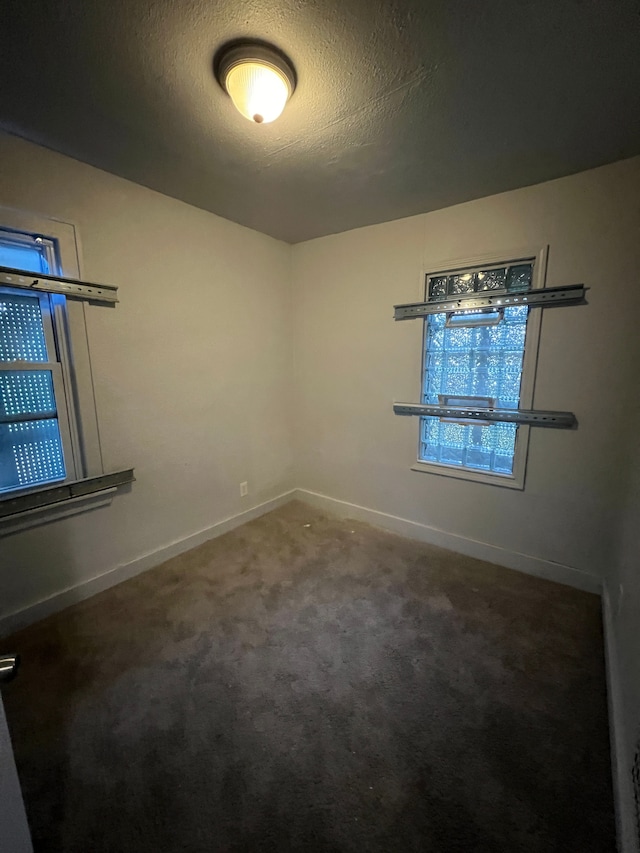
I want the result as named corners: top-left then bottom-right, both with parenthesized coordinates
top-left (1, 0), bottom-right (639, 242)
top-left (3, 502), bottom-right (614, 851)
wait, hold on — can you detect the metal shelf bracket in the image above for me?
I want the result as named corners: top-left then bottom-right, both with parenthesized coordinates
top-left (394, 283), bottom-right (586, 321)
top-left (0, 265), bottom-right (118, 304)
top-left (393, 403), bottom-right (577, 428)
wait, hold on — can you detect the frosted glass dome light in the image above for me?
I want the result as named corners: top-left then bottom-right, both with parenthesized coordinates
top-left (216, 43), bottom-right (296, 125)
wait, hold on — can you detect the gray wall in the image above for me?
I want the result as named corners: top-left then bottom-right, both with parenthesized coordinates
top-left (291, 156), bottom-right (640, 582)
top-left (0, 133), bottom-right (294, 621)
top-left (610, 435), bottom-right (640, 853)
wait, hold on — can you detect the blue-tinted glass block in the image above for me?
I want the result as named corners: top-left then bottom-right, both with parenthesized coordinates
top-left (0, 418), bottom-right (66, 493)
top-left (507, 305), bottom-right (528, 323)
top-left (430, 330), bottom-right (445, 352)
top-left (479, 426), bottom-right (497, 450)
top-left (466, 448), bottom-right (492, 470)
top-left (503, 326), bottom-right (526, 350)
top-left (477, 268), bottom-right (506, 291)
top-left (493, 454), bottom-right (514, 475)
top-left (506, 264), bottom-right (532, 292)
top-left (0, 242), bottom-right (50, 274)
top-left (482, 351), bottom-right (501, 370)
top-left (503, 352), bottom-right (524, 371)
top-left (497, 373), bottom-right (522, 405)
top-left (444, 352), bottom-right (471, 373)
top-left (448, 273), bottom-right (476, 295)
top-left (420, 418), bottom-right (440, 461)
top-left (428, 276), bottom-right (447, 300)
top-left (485, 324), bottom-right (505, 349)
top-left (0, 292), bottom-right (48, 362)
top-left (440, 422), bottom-right (467, 448)
top-left (425, 379), bottom-right (442, 403)
top-left (468, 424), bottom-right (487, 445)
top-left (0, 371), bottom-right (56, 419)
top-left (470, 370), bottom-right (497, 398)
top-left (422, 417), bottom-right (439, 442)
top-left (440, 373), bottom-right (470, 396)
top-left (493, 423), bottom-right (518, 454)
top-left (426, 351), bottom-right (444, 373)
top-left (420, 442), bottom-right (438, 462)
top-left (444, 326), bottom-right (473, 351)
top-left (440, 446), bottom-right (465, 466)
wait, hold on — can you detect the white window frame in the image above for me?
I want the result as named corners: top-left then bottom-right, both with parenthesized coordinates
top-left (411, 246), bottom-right (547, 490)
top-left (0, 207), bottom-right (104, 503)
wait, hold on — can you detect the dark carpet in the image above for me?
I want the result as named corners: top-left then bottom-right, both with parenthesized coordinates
top-left (2, 501), bottom-right (614, 852)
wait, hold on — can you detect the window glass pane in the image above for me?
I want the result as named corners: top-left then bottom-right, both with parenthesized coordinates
top-left (428, 275), bottom-right (447, 300)
top-left (476, 268), bottom-right (506, 291)
top-left (0, 292), bottom-right (48, 362)
top-left (420, 305), bottom-right (528, 475)
top-left (0, 419), bottom-right (66, 493)
top-left (0, 371), bottom-right (57, 419)
top-left (506, 264), bottom-right (532, 292)
top-left (0, 239), bottom-right (50, 274)
top-left (447, 272), bottom-right (475, 296)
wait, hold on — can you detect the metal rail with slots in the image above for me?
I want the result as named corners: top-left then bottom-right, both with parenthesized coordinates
top-left (392, 403), bottom-right (576, 428)
top-left (393, 283), bottom-right (586, 321)
top-left (0, 264), bottom-right (118, 304)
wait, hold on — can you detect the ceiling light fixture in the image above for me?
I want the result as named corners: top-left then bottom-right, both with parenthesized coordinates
top-left (215, 41), bottom-right (296, 125)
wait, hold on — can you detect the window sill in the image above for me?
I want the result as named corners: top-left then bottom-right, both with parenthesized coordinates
top-left (0, 469), bottom-right (134, 535)
top-left (410, 461), bottom-right (524, 490)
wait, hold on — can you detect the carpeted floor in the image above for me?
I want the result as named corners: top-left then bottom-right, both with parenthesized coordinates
top-left (2, 501), bottom-right (614, 852)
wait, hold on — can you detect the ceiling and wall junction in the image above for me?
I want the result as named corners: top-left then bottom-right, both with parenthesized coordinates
top-left (1, 0), bottom-right (639, 243)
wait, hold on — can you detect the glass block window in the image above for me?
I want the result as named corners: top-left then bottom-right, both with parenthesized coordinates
top-left (420, 258), bottom-right (535, 479)
top-left (0, 233), bottom-right (69, 495)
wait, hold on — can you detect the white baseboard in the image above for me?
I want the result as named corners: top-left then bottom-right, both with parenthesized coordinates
top-left (0, 490), bottom-right (296, 638)
top-left (603, 584), bottom-right (638, 853)
top-left (1, 485), bottom-right (602, 639)
top-left (294, 489), bottom-right (601, 593)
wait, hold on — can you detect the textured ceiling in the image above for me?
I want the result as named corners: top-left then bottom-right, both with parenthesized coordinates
top-left (1, 0), bottom-right (639, 243)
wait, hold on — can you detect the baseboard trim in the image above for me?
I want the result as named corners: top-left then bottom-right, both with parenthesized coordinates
top-left (294, 489), bottom-right (601, 593)
top-left (0, 490), bottom-right (296, 638)
top-left (602, 584), bottom-right (637, 853)
top-left (1, 486), bottom-right (602, 638)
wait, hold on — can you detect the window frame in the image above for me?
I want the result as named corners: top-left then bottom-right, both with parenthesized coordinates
top-left (0, 207), bottom-right (104, 503)
top-left (411, 246), bottom-right (547, 490)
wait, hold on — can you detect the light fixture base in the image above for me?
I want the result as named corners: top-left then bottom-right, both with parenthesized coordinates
top-left (214, 40), bottom-right (297, 124)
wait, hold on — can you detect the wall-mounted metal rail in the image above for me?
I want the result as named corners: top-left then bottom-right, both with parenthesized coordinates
top-left (393, 403), bottom-right (577, 428)
top-left (0, 468), bottom-right (135, 519)
top-left (0, 265), bottom-right (118, 304)
top-left (393, 284), bottom-right (585, 321)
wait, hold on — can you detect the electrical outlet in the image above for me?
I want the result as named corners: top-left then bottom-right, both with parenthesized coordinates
top-left (240, 481), bottom-right (248, 497)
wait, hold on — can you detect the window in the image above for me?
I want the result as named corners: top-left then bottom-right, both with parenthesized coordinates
top-left (0, 207), bottom-right (118, 519)
top-left (0, 229), bottom-right (78, 495)
top-left (0, 210), bottom-right (132, 531)
top-left (414, 252), bottom-right (544, 489)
